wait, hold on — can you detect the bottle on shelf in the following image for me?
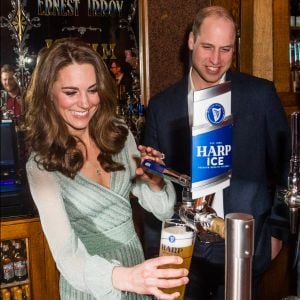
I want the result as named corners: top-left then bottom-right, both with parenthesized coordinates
top-left (1, 241), bottom-right (15, 284)
top-left (13, 239), bottom-right (28, 282)
top-left (22, 284), bottom-right (31, 300)
top-left (1, 288), bottom-right (8, 299)
top-left (0, 242), bottom-right (3, 284)
top-left (14, 287), bottom-right (23, 300)
top-left (10, 286), bottom-right (20, 299)
top-left (289, 37), bottom-right (300, 92)
top-left (2, 290), bottom-right (11, 300)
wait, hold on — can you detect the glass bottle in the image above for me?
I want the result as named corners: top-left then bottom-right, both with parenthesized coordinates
top-left (2, 290), bottom-right (11, 300)
top-left (1, 289), bottom-right (8, 299)
top-left (14, 287), bottom-right (23, 300)
top-left (13, 239), bottom-right (28, 281)
top-left (1, 241), bottom-right (14, 284)
top-left (22, 284), bottom-right (31, 300)
top-left (0, 242), bottom-right (3, 284)
top-left (10, 286), bottom-right (19, 299)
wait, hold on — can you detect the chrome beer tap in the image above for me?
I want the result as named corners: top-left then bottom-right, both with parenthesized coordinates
top-left (178, 187), bottom-right (225, 239)
top-left (284, 112), bottom-right (300, 234)
top-left (142, 159), bottom-right (225, 239)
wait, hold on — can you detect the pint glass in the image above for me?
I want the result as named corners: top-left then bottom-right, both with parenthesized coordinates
top-left (159, 218), bottom-right (195, 300)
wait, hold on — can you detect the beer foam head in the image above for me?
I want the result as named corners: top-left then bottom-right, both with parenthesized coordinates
top-left (161, 225), bottom-right (194, 247)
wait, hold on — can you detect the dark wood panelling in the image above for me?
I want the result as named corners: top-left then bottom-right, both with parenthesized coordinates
top-left (147, 0), bottom-right (209, 98)
top-left (279, 92), bottom-right (300, 123)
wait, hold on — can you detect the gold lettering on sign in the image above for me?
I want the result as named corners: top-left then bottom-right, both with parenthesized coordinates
top-left (38, 0), bottom-right (80, 16)
top-left (88, 0), bottom-right (124, 16)
top-left (100, 43), bottom-right (116, 59)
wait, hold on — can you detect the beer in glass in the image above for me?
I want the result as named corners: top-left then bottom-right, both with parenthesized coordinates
top-left (159, 218), bottom-right (195, 300)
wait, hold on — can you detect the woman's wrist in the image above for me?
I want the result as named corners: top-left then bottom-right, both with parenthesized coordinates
top-left (112, 266), bottom-right (132, 292)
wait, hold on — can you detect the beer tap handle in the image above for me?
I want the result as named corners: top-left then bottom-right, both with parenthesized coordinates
top-left (141, 159), bottom-right (191, 187)
top-left (285, 112), bottom-right (300, 234)
top-left (142, 159), bottom-right (225, 238)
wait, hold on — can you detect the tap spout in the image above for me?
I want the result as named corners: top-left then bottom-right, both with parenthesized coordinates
top-left (142, 159), bottom-right (225, 238)
top-left (179, 203), bottom-right (225, 239)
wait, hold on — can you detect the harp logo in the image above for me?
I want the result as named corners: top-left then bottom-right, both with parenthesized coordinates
top-left (206, 103), bottom-right (225, 125)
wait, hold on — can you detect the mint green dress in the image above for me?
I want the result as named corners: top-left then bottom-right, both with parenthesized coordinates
top-left (26, 132), bottom-right (175, 300)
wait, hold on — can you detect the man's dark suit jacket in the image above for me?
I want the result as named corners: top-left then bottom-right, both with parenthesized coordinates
top-left (143, 69), bottom-right (291, 275)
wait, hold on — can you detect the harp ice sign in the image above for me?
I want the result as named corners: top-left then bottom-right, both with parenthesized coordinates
top-left (191, 81), bottom-right (232, 199)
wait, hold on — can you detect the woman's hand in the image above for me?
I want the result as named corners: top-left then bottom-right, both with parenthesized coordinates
top-left (136, 145), bottom-right (166, 191)
top-left (112, 255), bottom-right (189, 300)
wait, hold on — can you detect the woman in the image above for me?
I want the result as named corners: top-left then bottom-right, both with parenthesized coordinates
top-left (25, 38), bottom-right (188, 300)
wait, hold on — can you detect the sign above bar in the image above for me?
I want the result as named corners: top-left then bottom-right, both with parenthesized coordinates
top-left (0, 0), bottom-right (140, 89)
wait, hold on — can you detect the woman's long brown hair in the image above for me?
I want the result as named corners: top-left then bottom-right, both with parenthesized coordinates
top-left (24, 37), bottom-right (128, 178)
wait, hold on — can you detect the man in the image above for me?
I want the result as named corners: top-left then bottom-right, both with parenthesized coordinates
top-left (1, 64), bottom-right (22, 118)
top-left (143, 6), bottom-right (291, 300)
top-left (109, 59), bottom-right (133, 105)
